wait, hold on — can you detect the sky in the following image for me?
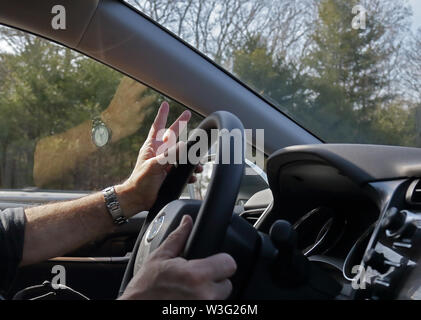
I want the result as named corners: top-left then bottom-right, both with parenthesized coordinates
top-left (409, 0), bottom-right (421, 31)
top-left (1, 1), bottom-right (421, 53)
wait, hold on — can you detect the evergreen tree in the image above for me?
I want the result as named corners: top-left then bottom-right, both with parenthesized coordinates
top-left (233, 37), bottom-right (311, 125)
top-left (304, 0), bottom-right (411, 144)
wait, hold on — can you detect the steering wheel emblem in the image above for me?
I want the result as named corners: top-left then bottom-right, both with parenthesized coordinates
top-left (146, 214), bottom-right (165, 242)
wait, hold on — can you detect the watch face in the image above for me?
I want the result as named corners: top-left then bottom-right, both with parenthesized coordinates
top-left (92, 125), bottom-right (110, 147)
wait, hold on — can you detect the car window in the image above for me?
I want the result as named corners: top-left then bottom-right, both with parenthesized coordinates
top-left (0, 25), bottom-right (203, 192)
top-left (125, 0), bottom-right (421, 147)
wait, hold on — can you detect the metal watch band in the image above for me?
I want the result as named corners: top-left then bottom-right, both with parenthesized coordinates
top-left (102, 186), bottom-right (128, 225)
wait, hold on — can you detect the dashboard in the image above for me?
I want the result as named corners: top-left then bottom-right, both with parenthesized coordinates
top-left (257, 144), bottom-right (421, 300)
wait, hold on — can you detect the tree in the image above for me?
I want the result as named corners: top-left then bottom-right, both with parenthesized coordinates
top-left (0, 26), bottom-right (203, 190)
top-left (128, 0), bottom-right (313, 66)
top-left (231, 0), bottom-right (416, 146)
top-left (1, 0), bottom-right (420, 189)
top-left (0, 27), bottom-right (124, 188)
top-left (233, 36), bottom-right (310, 122)
top-left (404, 28), bottom-right (421, 102)
top-left (403, 28), bottom-right (421, 146)
top-left (303, 0), bottom-right (412, 144)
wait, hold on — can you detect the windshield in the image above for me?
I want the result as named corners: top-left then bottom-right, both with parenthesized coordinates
top-left (125, 0), bottom-right (421, 147)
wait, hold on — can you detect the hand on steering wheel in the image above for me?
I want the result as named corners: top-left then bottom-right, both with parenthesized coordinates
top-left (119, 109), bottom-right (245, 299)
top-left (119, 215), bottom-right (237, 300)
top-left (115, 102), bottom-right (202, 217)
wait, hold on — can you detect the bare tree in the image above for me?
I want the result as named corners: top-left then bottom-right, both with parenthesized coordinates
top-left (404, 28), bottom-right (421, 102)
top-left (127, 0), bottom-right (314, 67)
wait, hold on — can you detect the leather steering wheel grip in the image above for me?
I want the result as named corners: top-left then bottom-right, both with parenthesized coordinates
top-left (183, 111), bottom-right (245, 259)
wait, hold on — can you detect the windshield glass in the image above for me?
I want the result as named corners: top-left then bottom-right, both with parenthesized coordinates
top-left (125, 0), bottom-right (421, 147)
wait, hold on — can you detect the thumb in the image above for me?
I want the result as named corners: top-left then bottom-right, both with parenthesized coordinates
top-left (154, 215), bottom-right (193, 259)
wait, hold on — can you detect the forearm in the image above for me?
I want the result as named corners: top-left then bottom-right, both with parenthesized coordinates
top-left (33, 120), bottom-right (96, 188)
top-left (33, 78), bottom-right (154, 188)
top-left (20, 184), bottom-right (139, 266)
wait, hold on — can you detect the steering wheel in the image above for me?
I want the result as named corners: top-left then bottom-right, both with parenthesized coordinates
top-left (118, 111), bottom-right (245, 296)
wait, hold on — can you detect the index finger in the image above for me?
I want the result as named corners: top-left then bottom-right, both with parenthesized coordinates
top-left (148, 101), bottom-right (169, 139)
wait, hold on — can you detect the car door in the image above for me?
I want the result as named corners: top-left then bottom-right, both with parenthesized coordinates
top-left (0, 190), bottom-right (145, 299)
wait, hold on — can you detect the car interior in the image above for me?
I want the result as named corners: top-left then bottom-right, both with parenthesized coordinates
top-left (1, 0), bottom-right (421, 300)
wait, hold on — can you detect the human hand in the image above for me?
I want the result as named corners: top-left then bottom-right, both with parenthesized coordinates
top-left (119, 215), bottom-right (237, 300)
top-left (101, 77), bottom-right (157, 142)
top-left (115, 101), bottom-right (202, 217)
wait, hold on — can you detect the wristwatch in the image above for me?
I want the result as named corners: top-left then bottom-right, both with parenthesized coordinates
top-left (102, 186), bottom-right (128, 225)
top-left (92, 116), bottom-right (112, 148)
